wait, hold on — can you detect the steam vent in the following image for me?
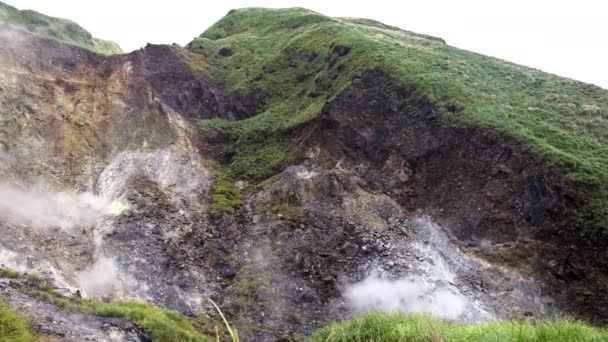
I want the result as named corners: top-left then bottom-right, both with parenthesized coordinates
top-left (0, 2), bottom-right (607, 341)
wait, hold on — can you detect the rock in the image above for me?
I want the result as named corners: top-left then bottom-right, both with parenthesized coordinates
top-left (218, 47), bottom-right (233, 57)
top-left (213, 259), bottom-right (236, 278)
top-left (299, 290), bottom-right (316, 303)
top-left (292, 253), bottom-right (305, 269)
top-left (373, 241), bottom-right (385, 253)
top-left (126, 190), bottom-right (139, 201)
top-left (287, 312), bottom-right (306, 325)
top-left (333, 45), bottom-right (351, 56)
top-left (341, 241), bottom-right (359, 257)
top-left (295, 51), bottom-right (318, 62)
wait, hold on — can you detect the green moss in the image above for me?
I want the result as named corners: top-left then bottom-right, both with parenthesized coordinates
top-left (191, 7), bottom-right (608, 233)
top-left (228, 137), bottom-right (292, 181)
top-left (243, 173), bottom-right (281, 193)
top-left (311, 312), bottom-right (608, 341)
top-left (35, 289), bottom-right (209, 342)
top-left (0, 298), bottom-right (40, 342)
top-left (0, 269), bottom-right (22, 279)
top-left (234, 276), bottom-right (269, 298)
top-left (233, 263), bottom-right (271, 308)
top-left (210, 167), bottom-right (243, 215)
top-left (0, 1), bottom-right (121, 55)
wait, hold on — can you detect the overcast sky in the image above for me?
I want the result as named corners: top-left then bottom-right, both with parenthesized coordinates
top-left (6, 0), bottom-right (608, 89)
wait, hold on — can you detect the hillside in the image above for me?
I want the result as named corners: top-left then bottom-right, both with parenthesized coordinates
top-left (0, 0), bottom-right (121, 55)
top-left (0, 5), bottom-right (607, 342)
top-left (191, 8), bottom-right (608, 233)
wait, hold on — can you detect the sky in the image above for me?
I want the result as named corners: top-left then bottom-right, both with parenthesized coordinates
top-left (6, 0), bottom-right (608, 89)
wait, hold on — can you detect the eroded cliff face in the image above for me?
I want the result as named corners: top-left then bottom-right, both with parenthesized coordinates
top-left (0, 24), bottom-right (605, 341)
top-left (0, 26), bottom-right (217, 340)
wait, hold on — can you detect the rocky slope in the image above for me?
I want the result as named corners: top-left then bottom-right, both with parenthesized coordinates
top-left (0, 6), bottom-right (607, 342)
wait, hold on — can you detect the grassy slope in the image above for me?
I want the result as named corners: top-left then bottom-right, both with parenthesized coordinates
top-left (36, 288), bottom-right (210, 342)
top-left (0, 299), bottom-right (40, 342)
top-left (190, 8), bottom-right (607, 233)
top-left (311, 312), bottom-right (608, 341)
top-left (0, 1), bottom-right (121, 55)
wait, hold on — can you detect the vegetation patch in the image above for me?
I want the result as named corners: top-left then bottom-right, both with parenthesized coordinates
top-left (234, 264), bottom-right (271, 300)
top-left (231, 263), bottom-right (272, 312)
top-left (35, 288), bottom-right (210, 342)
top-left (0, 269), bottom-right (22, 279)
top-left (0, 299), bottom-right (40, 342)
top-left (211, 167), bottom-right (243, 215)
top-left (311, 312), bottom-right (608, 341)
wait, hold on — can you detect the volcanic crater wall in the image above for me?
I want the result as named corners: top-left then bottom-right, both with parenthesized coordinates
top-left (0, 19), bottom-right (607, 342)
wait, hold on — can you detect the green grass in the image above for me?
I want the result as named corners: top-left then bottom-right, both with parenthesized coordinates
top-left (311, 312), bottom-right (608, 341)
top-left (189, 7), bottom-right (608, 234)
top-left (36, 289), bottom-right (210, 342)
top-left (0, 269), bottom-right (22, 279)
top-left (0, 1), bottom-right (121, 55)
top-left (210, 167), bottom-right (243, 215)
top-left (0, 299), bottom-right (40, 342)
top-left (208, 299), bottom-right (240, 342)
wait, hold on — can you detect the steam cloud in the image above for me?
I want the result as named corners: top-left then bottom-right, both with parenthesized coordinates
top-left (0, 182), bottom-right (114, 230)
top-left (76, 256), bottom-right (128, 298)
top-left (344, 274), bottom-right (466, 320)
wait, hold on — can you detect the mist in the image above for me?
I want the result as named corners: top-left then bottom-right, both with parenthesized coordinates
top-left (76, 256), bottom-right (127, 298)
top-left (344, 274), bottom-right (466, 320)
top-left (0, 182), bottom-right (115, 231)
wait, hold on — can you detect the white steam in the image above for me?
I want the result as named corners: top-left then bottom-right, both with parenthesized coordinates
top-left (344, 274), bottom-right (466, 320)
top-left (0, 182), bottom-right (116, 231)
top-left (344, 215), bottom-right (493, 322)
top-left (76, 256), bottom-right (135, 298)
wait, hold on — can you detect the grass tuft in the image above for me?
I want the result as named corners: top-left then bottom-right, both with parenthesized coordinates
top-left (208, 299), bottom-right (239, 342)
top-left (0, 298), bottom-right (40, 342)
top-left (311, 312), bottom-right (608, 341)
top-left (0, 270), bottom-right (22, 279)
